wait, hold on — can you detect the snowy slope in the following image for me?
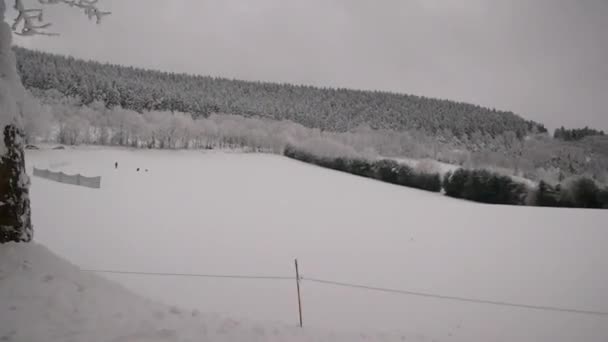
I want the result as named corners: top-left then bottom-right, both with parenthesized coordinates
top-left (0, 242), bottom-right (434, 342)
top-left (23, 147), bottom-right (608, 342)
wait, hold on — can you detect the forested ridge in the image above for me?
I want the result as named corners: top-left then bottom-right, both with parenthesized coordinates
top-left (14, 47), bottom-right (546, 138)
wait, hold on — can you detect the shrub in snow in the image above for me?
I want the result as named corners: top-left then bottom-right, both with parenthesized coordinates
top-left (373, 160), bottom-right (400, 184)
top-left (410, 172), bottom-right (442, 193)
top-left (597, 188), bottom-right (608, 209)
top-left (559, 177), bottom-right (605, 209)
top-left (284, 146), bottom-right (442, 193)
top-left (443, 169), bottom-right (467, 198)
top-left (443, 169), bottom-right (528, 205)
top-left (415, 159), bottom-right (440, 175)
top-left (528, 177), bottom-right (608, 209)
top-left (348, 158), bottom-right (375, 178)
top-left (535, 167), bottom-right (561, 185)
top-left (531, 181), bottom-right (561, 207)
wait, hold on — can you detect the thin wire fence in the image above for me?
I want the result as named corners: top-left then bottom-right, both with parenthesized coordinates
top-left (82, 267), bottom-right (608, 318)
top-left (302, 277), bottom-right (608, 317)
top-left (82, 269), bottom-right (293, 280)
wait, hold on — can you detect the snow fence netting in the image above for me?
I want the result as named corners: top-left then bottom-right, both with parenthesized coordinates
top-left (33, 167), bottom-right (101, 189)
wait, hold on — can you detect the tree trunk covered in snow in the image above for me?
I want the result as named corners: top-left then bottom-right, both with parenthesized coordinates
top-left (0, 0), bottom-right (33, 243)
top-left (0, 125), bottom-right (32, 242)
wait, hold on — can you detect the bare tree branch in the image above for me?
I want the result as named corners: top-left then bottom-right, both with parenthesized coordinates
top-left (12, 0), bottom-right (110, 36)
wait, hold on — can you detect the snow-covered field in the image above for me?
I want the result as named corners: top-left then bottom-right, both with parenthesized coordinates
top-left (0, 242), bottom-right (422, 342)
top-left (20, 146), bottom-right (608, 342)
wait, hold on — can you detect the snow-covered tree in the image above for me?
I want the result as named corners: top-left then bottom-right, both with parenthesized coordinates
top-left (22, 92), bottom-right (52, 143)
top-left (13, 46), bottom-right (548, 141)
top-left (0, 0), bottom-right (108, 243)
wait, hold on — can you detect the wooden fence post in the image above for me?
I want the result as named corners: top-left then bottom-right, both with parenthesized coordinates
top-left (295, 258), bottom-right (303, 328)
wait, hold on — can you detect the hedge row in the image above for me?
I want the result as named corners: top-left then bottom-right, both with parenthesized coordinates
top-left (443, 170), bottom-right (608, 208)
top-left (534, 179), bottom-right (608, 209)
top-left (443, 169), bottom-right (528, 205)
top-left (284, 145), bottom-right (608, 210)
top-left (284, 145), bottom-right (442, 193)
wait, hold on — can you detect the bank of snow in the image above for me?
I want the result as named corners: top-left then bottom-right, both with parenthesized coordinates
top-left (0, 242), bottom-right (432, 342)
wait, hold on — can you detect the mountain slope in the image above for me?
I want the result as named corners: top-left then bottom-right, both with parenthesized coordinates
top-left (15, 47), bottom-right (545, 138)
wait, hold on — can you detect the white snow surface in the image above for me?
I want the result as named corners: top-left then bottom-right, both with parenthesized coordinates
top-left (0, 242), bottom-right (422, 342)
top-left (19, 146), bottom-right (608, 342)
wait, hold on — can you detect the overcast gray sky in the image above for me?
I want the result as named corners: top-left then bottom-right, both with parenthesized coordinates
top-left (11, 0), bottom-right (608, 132)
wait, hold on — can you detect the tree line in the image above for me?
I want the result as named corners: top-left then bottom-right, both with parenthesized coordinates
top-left (554, 126), bottom-right (605, 141)
top-left (284, 145), bottom-right (442, 193)
top-left (14, 47), bottom-right (546, 141)
top-left (22, 87), bottom-right (608, 188)
top-left (283, 145), bottom-right (608, 209)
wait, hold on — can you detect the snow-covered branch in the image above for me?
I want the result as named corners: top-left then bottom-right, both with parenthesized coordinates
top-left (38, 0), bottom-right (110, 23)
top-left (11, 0), bottom-right (54, 36)
top-left (12, 0), bottom-right (110, 36)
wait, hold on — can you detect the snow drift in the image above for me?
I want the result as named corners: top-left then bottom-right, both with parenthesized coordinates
top-left (0, 242), bottom-right (434, 342)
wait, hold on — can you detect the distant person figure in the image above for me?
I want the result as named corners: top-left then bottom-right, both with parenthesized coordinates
top-left (115, 162), bottom-right (118, 169)
top-left (137, 168), bottom-right (140, 172)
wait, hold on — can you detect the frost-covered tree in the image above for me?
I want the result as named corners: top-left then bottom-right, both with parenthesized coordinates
top-left (13, 47), bottom-right (548, 141)
top-left (0, 0), bottom-right (108, 243)
top-left (554, 126), bottom-right (605, 141)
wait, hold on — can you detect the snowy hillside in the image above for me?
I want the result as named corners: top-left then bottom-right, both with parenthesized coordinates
top-left (0, 242), bottom-right (430, 342)
top-left (15, 47), bottom-right (546, 136)
top-left (22, 147), bottom-right (608, 342)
